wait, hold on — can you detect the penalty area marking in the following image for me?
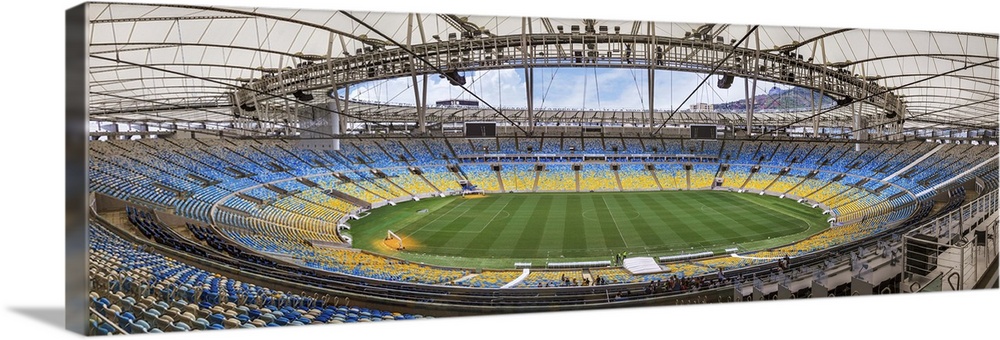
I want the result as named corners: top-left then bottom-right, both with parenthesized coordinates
top-left (473, 199), bottom-right (513, 233)
top-left (401, 199), bottom-right (470, 236)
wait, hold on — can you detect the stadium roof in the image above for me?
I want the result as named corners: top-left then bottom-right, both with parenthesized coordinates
top-left (86, 2), bottom-right (998, 132)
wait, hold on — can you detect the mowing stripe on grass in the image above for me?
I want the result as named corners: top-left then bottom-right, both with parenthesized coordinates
top-left (620, 195), bottom-right (669, 249)
top-left (512, 195), bottom-right (554, 257)
top-left (562, 195), bottom-right (589, 256)
top-left (461, 196), bottom-right (528, 255)
top-left (601, 195), bottom-right (629, 248)
top-left (348, 191), bottom-right (829, 268)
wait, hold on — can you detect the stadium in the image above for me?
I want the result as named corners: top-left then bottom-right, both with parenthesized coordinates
top-left (71, 2), bottom-right (998, 335)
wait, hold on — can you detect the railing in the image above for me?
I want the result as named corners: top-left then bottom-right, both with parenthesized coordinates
top-left (233, 33), bottom-right (904, 123)
top-left (902, 189), bottom-right (999, 292)
top-left (88, 307), bottom-right (129, 335)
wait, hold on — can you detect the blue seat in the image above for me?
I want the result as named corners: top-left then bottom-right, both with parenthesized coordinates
top-left (275, 317), bottom-right (289, 326)
top-left (117, 312), bottom-right (136, 330)
top-left (208, 313), bottom-right (225, 325)
top-left (88, 320), bottom-right (100, 336)
top-left (167, 322), bottom-right (191, 332)
top-left (142, 310), bottom-right (160, 324)
top-left (96, 323), bottom-right (116, 335)
top-left (119, 297), bottom-right (137, 314)
top-left (129, 320), bottom-right (151, 333)
top-left (192, 318), bottom-right (210, 330)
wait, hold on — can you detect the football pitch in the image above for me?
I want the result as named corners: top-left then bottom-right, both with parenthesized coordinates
top-left (348, 191), bottom-right (829, 269)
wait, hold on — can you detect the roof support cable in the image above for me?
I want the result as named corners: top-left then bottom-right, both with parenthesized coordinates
top-left (653, 25), bottom-right (759, 135)
top-left (752, 57), bottom-right (998, 141)
top-left (338, 10), bottom-right (528, 134)
top-left (90, 54), bottom-right (403, 135)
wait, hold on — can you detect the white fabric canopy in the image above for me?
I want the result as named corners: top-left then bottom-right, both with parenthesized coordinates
top-left (86, 2), bottom-right (998, 130)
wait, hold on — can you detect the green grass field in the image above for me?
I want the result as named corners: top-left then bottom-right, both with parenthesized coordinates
top-left (348, 191), bottom-right (828, 269)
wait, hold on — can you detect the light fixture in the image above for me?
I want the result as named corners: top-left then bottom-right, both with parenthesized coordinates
top-left (292, 90), bottom-right (314, 102)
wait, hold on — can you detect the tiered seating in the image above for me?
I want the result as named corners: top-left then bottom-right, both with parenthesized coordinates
top-left (497, 138), bottom-right (517, 153)
top-left (786, 143), bottom-right (814, 165)
top-left (541, 136), bottom-right (569, 153)
top-left (580, 164), bottom-right (618, 191)
top-left (379, 140), bottom-right (411, 163)
top-left (721, 165), bottom-right (752, 189)
top-left (582, 137), bottom-right (604, 153)
top-left (769, 168), bottom-right (809, 193)
top-left (421, 139), bottom-right (453, 161)
top-left (350, 140), bottom-right (395, 169)
top-left (744, 168), bottom-right (780, 191)
top-left (654, 164), bottom-right (686, 189)
top-left (765, 142), bottom-right (797, 166)
top-left (461, 164), bottom-right (502, 192)
top-left (662, 140), bottom-right (684, 154)
top-left (453, 271), bottom-right (522, 288)
top-left (315, 175), bottom-right (384, 204)
top-left (127, 207), bottom-right (275, 266)
top-left (518, 137), bottom-right (541, 153)
top-left (719, 141), bottom-right (743, 161)
top-left (500, 164), bottom-right (537, 192)
top-left (536, 164), bottom-right (576, 191)
top-left (383, 168), bottom-right (437, 195)
top-left (421, 166), bottom-right (462, 192)
top-left (690, 164), bottom-right (717, 189)
top-left (347, 172), bottom-right (407, 200)
top-left (301, 248), bottom-right (469, 284)
top-left (293, 187), bottom-right (359, 217)
top-left (561, 136), bottom-right (582, 152)
top-left (604, 137), bottom-right (624, 154)
top-left (622, 138), bottom-right (644, 153)
top-left (590, 268), bottom-right (636, 285)
top-left (517, 270), bottom-right (585, 287)
top-left (753, 142), bottom-right (779, 163)
top-left (702, 140), bottom-right (722, 156)
top-left (619, 164), bottom-right (658, 191)
top-left (88, 137), bottom-right (999, 292)
top-left (88, 222), bottom-right (428, 334)
top-left (219, 194), bottom-right (340, 242)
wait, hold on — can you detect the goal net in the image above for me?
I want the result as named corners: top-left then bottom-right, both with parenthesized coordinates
top-left (458, 180), bottom-right (485, 196)
top-left (386, 230), bottom-right (405, 250)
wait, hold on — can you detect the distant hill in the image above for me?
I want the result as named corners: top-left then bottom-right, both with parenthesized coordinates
top-left (713, 86), bottom-right (835, 112)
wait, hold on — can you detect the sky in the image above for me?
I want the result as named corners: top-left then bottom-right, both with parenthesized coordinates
top-left (345, 68), bottom-right (795, 111)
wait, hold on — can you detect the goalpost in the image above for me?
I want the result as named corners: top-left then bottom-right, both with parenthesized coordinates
top-left (458, 180), bottom-right (485, 197)
top-left (386, 230), bottom-right (404, 250)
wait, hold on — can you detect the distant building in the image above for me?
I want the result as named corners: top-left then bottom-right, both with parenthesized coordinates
top-left (689, 102), bottom-right (714, 111)
top-left (435, 99), bottom-right (480, 107)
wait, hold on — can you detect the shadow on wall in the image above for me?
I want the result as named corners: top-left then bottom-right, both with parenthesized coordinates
top-left (9, 307), bottom-right (65, 330)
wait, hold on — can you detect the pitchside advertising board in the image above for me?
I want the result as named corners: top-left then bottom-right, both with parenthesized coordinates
top-left (465, 122), bottom-right (497, 138)
top-left (690, 125), bottom-right (718, 139)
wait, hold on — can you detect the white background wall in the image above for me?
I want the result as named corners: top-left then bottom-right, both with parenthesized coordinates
top-left (2, 0), bottom-right (997, 339)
